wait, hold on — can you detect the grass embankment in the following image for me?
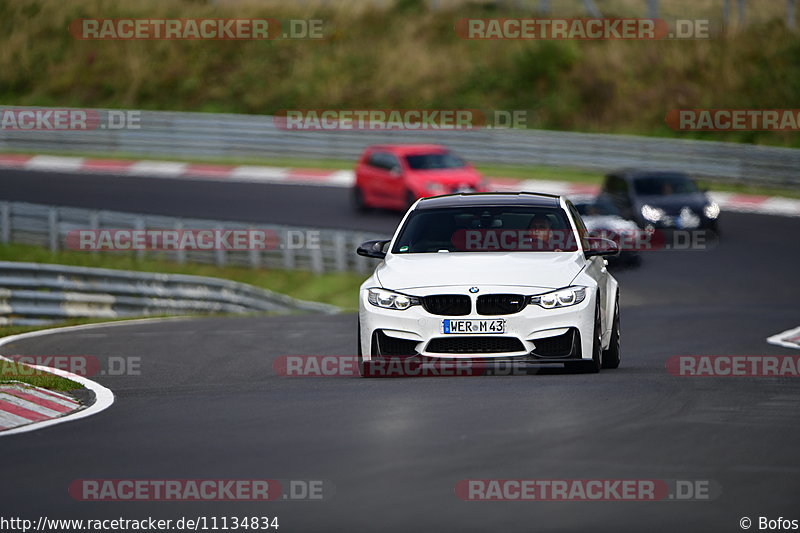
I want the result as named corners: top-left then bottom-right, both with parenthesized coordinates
top-left (0, 359), bottom-right (84, 391)
top-left (0, 0), bottom-right (798, 148)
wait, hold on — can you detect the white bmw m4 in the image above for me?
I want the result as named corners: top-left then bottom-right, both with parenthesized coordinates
top-left (357, 192), bottom-right (621, 376)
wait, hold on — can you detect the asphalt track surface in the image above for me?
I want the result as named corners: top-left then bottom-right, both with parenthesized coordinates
top-left (0, 168), bottom-right (404, 232)
top-left (1, 168), bottom-right (800, 532)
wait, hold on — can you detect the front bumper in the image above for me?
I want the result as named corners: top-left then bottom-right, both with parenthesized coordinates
top-left (359, 285), bottom-right (596, 363)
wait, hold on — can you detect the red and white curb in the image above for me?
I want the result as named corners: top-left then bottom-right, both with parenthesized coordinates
top-left (767, 326), bottom-right (800, 350)
top-left (2, 153), bottom-right (799, 218)
top-left (0, 322), bottom-right (118, 436)
top-left (0, 382), bottom-right (83, 429)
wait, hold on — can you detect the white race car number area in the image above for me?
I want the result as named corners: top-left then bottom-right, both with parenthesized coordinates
top-left (442, 319), bottom-right (505, 334)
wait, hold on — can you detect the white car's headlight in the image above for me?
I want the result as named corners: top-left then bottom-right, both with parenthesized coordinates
top-left (703, 202), bottom-right (720, 219)
top-left (530, 287), bottom-right (587, 309)
top-left (641, 204), bottom-right (667, 223)
top-left (367, 288), bottom-right (420, 310)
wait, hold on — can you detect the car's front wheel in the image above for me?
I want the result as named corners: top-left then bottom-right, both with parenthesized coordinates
top-left (566, 301), bottom-right (602, 374)
top-left (601, 291), bottom-right (620, 369)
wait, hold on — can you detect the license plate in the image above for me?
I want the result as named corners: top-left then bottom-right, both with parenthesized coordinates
top-left (442, 319), bottom-right (505, 334)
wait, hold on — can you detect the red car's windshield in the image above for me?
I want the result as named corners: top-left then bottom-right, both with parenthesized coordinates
top-left (405, 152), bottom-right (467, 170)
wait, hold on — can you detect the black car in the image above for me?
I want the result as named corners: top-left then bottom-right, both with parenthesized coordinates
top-left (601, 170), bottom-right (720, 233)
top-left (571, 194), bottom-right (642, 267)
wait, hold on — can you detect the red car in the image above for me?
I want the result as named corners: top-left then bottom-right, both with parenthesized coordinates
top-left (352, 144), bottom-right (487, 211)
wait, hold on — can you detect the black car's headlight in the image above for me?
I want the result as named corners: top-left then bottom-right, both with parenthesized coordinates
top-left (529, 286), bottom-right (587, 309)
top-left (367, 288), bottom-right (420, 310)
top-left (703, 202), bottom-right (720, 219)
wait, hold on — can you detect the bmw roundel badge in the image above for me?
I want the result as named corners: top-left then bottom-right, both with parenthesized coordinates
top-left (469, 287), bottom-right (479, 293)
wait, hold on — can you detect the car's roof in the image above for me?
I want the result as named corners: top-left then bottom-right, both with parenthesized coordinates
top-left (612, 169), bottom-right (691, 181)
top-left (366, 144), bottom-right (448, 154)
top-left (415, 192), bottom-right (562, 210)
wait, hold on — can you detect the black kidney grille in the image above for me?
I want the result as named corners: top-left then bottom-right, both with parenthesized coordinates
top-left (422, 295), bottom-right (471, 316)
top-left (426, 337), bottom-right (525, 354)
top-left (476, 294), bottom-right (527, 315)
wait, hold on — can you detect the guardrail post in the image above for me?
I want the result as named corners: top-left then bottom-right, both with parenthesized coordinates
top-left (353, 232), bottom-right (368, 274)
top-left (215, 224), bottom-right (226, 267)
top-left (0, 202), bottom-right (9, 244)
top-left (174, 220), bottom-right (186, 264)
top-left (134, 217), bottom-right (146, 260)
top-left (249, 226), bottom-right (261, 269)
top-left (283, 228), bottom-right (295, 270)
top-left (89, 211), bottom-right (100, 257)
top-left (310, 239), bottom-right (324, 274)
top-left (48, 207), bottom-right (58, 252)
top-left (333, 231), bottom-right (347, 272)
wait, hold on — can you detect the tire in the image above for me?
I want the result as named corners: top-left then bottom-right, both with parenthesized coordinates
top-left (566, 300), bottom-right (602, 374)
top-left (357, 319), bottom-right (370, 378)
top-left (602, 292), bottom-right (620, 369)
top-left (353, 186), bottom-right (368, 212)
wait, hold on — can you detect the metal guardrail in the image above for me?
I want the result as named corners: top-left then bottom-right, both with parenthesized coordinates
top-left (0, 261), bottom-right (339, 326)
top-left (1, 106), bottom-right (799, 186)
top-left (0, 201), bottom-right (387, 274)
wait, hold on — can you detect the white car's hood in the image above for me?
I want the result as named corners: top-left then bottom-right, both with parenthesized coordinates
top-left (376, 252), bottom-right (585, 291)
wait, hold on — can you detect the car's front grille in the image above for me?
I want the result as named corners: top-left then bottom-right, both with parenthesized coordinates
top-left (421, 295), bottom-right (471, 316)
top-left (426, 336), bottom-right (525, 354)
top-left (373, 330), bottom-right (419, 357)
top-left (476, 294), bottom-right (527, 315)
top-left (532, 329), bottom-right (578, 357)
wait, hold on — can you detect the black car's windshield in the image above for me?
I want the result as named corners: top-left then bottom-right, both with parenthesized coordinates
top-left (405, 152), bottom-right (467, 170)
top-left (634, 175), bottom-right (698, 196)
top-left (574, 195), bottom-right (620, 217)
top-left (391, 206), bottom-right (579, 253)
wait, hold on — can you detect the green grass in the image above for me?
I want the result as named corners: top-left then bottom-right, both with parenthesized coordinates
top-left (0, 359), bottom-right (83, 391)
top-left (0, 242), bottom-right (367, 311)
top-left (1, 0), bottom-right (799, 148)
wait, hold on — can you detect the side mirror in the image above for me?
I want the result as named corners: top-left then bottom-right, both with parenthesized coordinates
top-left (389, 166), bottom-right (402, 177)
top-left (584, 237), bottom-right (619, 258)
top-left (357, 239), bottom-right (391, 259)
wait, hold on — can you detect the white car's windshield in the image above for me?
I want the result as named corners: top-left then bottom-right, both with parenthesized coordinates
top-left (392, 206), bottom-right (579, 253)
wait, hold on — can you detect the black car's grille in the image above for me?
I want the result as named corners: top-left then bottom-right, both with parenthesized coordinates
top-left (422, 295), bottom-right (471, 316)
top-left (532, 329), bottom-right (578, 357)
top-left (476, 294), bottom-right (527, 315)
top-left (373, 330), bottom-right (419, 357)
top-left (426, 337), bottom-right (525, 354)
